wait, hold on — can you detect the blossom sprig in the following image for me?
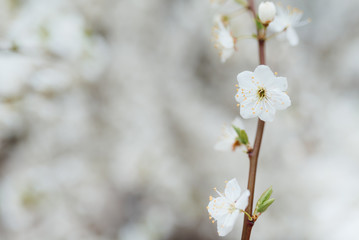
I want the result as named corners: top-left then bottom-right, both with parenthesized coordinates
top-left (214, 117), bottom-right (252, 152)
top-left (207, 178), bottom-right (250, 236)
top-left (235, 65), bottom-right (291, 122)
top-left (268, 4), bottom-right (310, 46)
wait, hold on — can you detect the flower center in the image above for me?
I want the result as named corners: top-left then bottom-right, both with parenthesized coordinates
top-left (228, 203), bottom-right (237, 214)
top-left (257, 87), bottom-right (267, 100)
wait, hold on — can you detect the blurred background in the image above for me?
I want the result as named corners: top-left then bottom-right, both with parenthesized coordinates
top-left (0, 0), bottom-right (358, 239)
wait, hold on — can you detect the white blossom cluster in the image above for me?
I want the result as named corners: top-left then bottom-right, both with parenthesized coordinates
top-left (0, 0), bottom-right (109, 142)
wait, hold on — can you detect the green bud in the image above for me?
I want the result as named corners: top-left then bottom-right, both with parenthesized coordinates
top-left (254, 187), bottom-right (274, 215)
top-left (256, 198), bottom-right (275, 213)
top-left (232, 126), bottom-right (249, 145)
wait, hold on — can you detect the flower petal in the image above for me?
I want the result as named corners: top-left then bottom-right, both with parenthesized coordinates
top-left (239, 98), bottom-right (258, 119)
top-left (221, 48), bottom-right (234, 63)
top-left (208, 197), bottom-right (230, 220)
top-left (254, 65), bottom-right (275, 87)
top-left (217, 210), bottom-right (239, 236)
top-left (231, 117), bottom-right (245, 130)
top-left (258, 101), bottom-right (276, 122)
top-left (268, 17), bottom-right (286, 32)
top-left (286, 27), bottom-right (299, 46)
top-left (269, 77), bottom-right (288, 91)
top-left (224, 178), bottom-right (242, 202)
top-left (237, 71), bottom-right (256, 89)
top-left (214, 139), bottom-right (235, 151)
top-left (235, 189), bottom-right (250, 210)
top-left (270, 90), bottom-right (291, 110)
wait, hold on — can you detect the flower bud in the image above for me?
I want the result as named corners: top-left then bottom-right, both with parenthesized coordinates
top-left (258, 1), bottom-right (276, 24)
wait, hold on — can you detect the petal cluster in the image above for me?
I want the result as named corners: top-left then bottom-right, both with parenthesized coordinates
top-left (214, 117), bottom-right (244, 151)
top-left (212, 16), bottom-right (236, 63)
top-left (235, 65), bottom-right (291, 122)
top-left (268, 4), bottom-right (310, 46)
top-left (207, 178), bottom-right (250, 236)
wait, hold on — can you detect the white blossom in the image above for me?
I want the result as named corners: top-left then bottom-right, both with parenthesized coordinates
top-left (268, 4), bottom-right (310, 46)
top-left (235, 65), bottom-right (291, 122)
top-left (214, 117), bottom-right (244, 151)
top-left (258, 2), bottom-right (276, 24)
top-left (207, 178), bottom-right (250, 236)
top-left (213, 16), bottom-right (236, 63)
top-left (210, 0), bottom-right (244, 15)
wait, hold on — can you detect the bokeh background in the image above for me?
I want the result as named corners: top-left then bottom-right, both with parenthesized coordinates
top-left (0, 0), bottom-right (358, 239)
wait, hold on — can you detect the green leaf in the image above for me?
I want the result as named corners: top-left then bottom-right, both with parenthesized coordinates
top-left (256, 198), bottom-right (275, 213)
top-left (254, 187), bottom-right (274, 215)
top-left (239, 130), bottom-right (249, 145)
top-left (232, 126), bottom-right (249, 145)
top-left (258, 186), bottom-right (273, 204)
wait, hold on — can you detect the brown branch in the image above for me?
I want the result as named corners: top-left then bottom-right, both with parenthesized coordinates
top-left (241, 0), bottom-right (267, 239)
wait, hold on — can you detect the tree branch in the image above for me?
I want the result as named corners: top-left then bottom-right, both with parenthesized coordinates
top-left (241, 0), bottom-right (267, 239)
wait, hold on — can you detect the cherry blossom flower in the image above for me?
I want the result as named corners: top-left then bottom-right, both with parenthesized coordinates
top-left (212, 16), bottom-right (236, 63)
top-left (214, 117), bottom-right (244, 151)
top-left (207, 178), bottom-right (250, 236)
top-left (235, 65), bottom-right (291, 122)
top-left (210, 0), bottom-right (245, 15)
top-left (268, 4), bottom-right (310, 46)
top-left (258, 1), bottom-right (276, 24)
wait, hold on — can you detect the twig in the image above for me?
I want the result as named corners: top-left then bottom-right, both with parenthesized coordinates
top-left (241, 0), bottom-right (267, 239)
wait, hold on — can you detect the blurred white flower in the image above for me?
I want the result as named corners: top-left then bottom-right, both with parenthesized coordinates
top-left (0, 54), bottom-right (37, 100)
top-left (268, 4), bottom-right (310, 46)
top-left (258, 1), bottom-right (276, 24)
top-left (235, 65), bottom-right (291, 122)
top-left (28, 67), bottom-right (72, 94)
top-left (0, 103), bottom-right (23, 139)
top-left (214, 117), bottom-right (244, 151)
top-left (207, 178), bottom-right (250, 236)
top-left (211, 0), bottom-right (245, 15)
top-left (6, 0), bottom-right (109, 81)
top-left (213, 16), bottom-right (236, 63)
top-left (0, 166), bottom-right (59, 230)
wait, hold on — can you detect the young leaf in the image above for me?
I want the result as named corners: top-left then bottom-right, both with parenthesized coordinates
top-left (254, 186), bottom-right (273, 215)
top-left (232, 126), bottom-right (249, 145)
top-left (239, 130), bottom-right (249, 145)
top-left (256, 198), bottom-right (275, 213)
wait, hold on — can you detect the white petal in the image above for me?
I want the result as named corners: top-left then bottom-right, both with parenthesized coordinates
top-left (221, 48), bottom-right (234, 63)
top-left (286, 27), bottom-right (299, 46)
top-left (270, 90), bottom-right (291, 110)
top-left (268, 17), bottom-right (286, 32)
top-left (208, 197), bottom-right (230, 220)
top-left (214, 139), bottom-right (234, 151)
top-left (237, 71), bottom-right (256, 89)
top-left (258, 101), bottom-right (276, 122)
top-left (231, 117), bottom-right (245, 130)
top-left (217, 210), bottom-right (239, 237)
top-left (235, 189), bottom-right (250, 210)
top-left (269, 77), bottom-right (288, 91)
top-left (224, 178), bottom-right (241, 202)
top-left (239, 98), bottom-right (258, 119)
top-left (253, 65), bottom-right (275, 87)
